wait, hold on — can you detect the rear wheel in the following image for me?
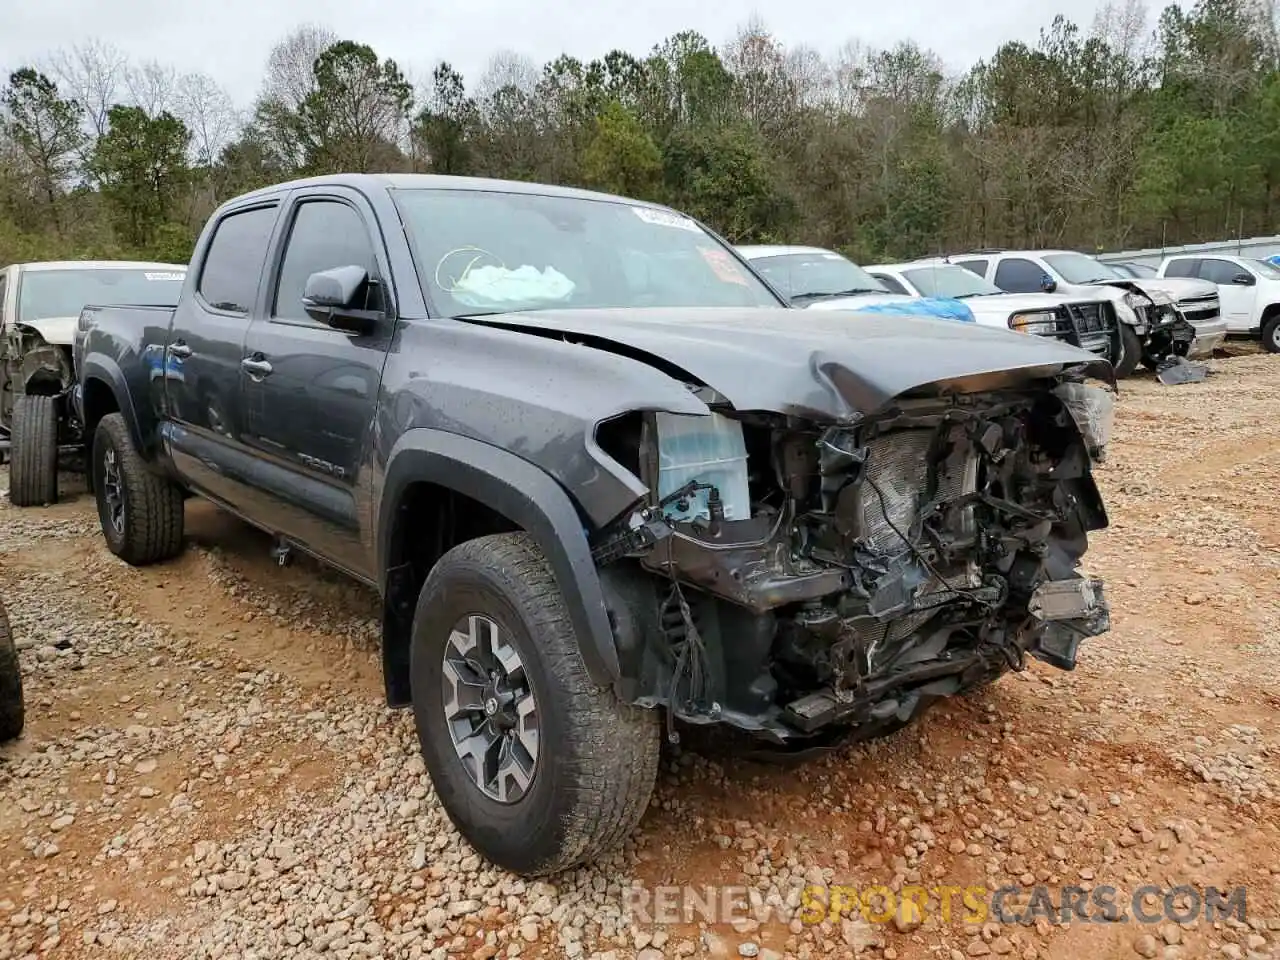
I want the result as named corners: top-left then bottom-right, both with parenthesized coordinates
top-left (409, 532), bottom-right (660, 876)
top-left (9, 395), bottom-right (58, 507)
top-left (91, 413), bottom-right (185, 565)
top-left (1262, 314), bottom-right (1280, 354)
top-left (1113, 324), bottom-right (1142, 378)
top-left (0, 599), bottom-right (23, 743)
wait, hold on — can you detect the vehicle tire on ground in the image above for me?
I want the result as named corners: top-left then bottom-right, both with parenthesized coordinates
top-left (1113, 323), bottom-right (1143, 378)
top-left (91, 413), bottom-right (185, 566)
top-left (409, 532), bottom-right (661, 876)
top-left (0, 598), bottom-right (23, 743)
top-left (9, 395), bottom-right (58, 507)
top-left (1262, 314), bottom-right (1280, 354)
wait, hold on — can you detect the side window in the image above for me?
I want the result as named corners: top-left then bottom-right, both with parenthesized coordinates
top-left (1163, 258), bottom-right (1199, 278)
top-left (0, 272), bottom-right (8, 319)
top-left (1198, 258), bottom-right (1246, 285)
top-left (994, 257), bottom-right (1047, 293)
top-left (198, 206), bottom-right (278, 312)
top-left (273, 200), bottom-right (380, 322)
top-left (871, 273), bottom-right (910, 295)
top-left (955, 259), bottom-right (988, 278)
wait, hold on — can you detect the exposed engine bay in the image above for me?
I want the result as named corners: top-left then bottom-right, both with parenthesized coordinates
top-left (593, 378), bottom-right (1113, 746)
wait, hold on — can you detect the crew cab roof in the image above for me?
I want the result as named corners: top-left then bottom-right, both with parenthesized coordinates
top-left (10, 260), bottom-right (186, 272)
top-left (227, 172), bottom-right (681, 212)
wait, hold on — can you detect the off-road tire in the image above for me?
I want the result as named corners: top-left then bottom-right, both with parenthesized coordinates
top-left (409, 532), bottom-right (661, 876)
top-left (1113, 323), bottom-right (1142, 378)
top-left (1261, 314), bottom-right (1280, 354)
top-left (0, 599), bottom-right (23, 742)
top-left (9, 395), bottom-right (58, 507)
top-left (92, 413), bottom-right (184, 566)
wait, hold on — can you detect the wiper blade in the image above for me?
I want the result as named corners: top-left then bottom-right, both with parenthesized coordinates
top-left (790, 288), bottom-right (883, 302)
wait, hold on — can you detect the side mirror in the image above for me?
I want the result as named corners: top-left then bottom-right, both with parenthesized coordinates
top-left (302, 265), bottom-right (383, 334)
top-left (1231, 272), bottom-right (1255, 286)
top-left (1040, 274), bottom-right (1057, 293)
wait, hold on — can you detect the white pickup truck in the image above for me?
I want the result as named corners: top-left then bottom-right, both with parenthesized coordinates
top-left (1156, 253), bottom-right (1280, 353)
top-left (866, 260), bottom-right (1120, 364)
top-left (1, 260), bottom-right (186, 505)
top-left (941, 249), bottom-right (1227, 377)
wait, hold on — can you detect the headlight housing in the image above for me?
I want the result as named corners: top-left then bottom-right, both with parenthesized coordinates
top-left (1122, 291), bottom-right (1155, 315)
top-left (1053, 381), bottom-right (1115, 462)
top-left (1009, 310), bottom-right (1058, 336)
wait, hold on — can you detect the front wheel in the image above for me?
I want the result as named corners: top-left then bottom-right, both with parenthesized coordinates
top-left (9, 395), bottom-right (58, 507)
top-left (1262, 315), bottom-right (1280, 354)
top-left (91, 413), bottom-right (185, 566)
top-left (1113, 323), bottom-right (1142, 378)
top-left (409, 532), bottom-right (660, 876)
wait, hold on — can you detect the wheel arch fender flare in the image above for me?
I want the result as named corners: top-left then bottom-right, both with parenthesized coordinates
top-left (78, 355), bottom-right (147, 455)
top-left (377, 428), bottom-right (623, 686)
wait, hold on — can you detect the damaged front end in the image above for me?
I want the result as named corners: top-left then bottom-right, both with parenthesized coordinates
top-left (1, 324), bottom-right (77, 442)
top-left (592, 376), bottom-right (1113, 745)
top-left (1115, 286), bottom-right (1199, 365)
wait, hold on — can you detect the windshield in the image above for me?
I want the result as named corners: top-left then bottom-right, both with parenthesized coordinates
top-left (747, 252), bottom-right (889, 301)
top-left (1118, 261), bottom-right (1156, 278)
top-left (902, 264), bottom-right (1002, 298)
top-left (18, 267), bottom-right (185, 324)
top-left (1042, 253), bottom-right (1119, 285)
top-left (1250, 258), bottom-right (1280, 280)
top-left (391, 188), bottom-right (782, 317)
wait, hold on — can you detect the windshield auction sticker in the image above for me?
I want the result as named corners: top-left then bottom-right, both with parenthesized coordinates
top-left (631, 207), bottom-right (703, 233)
top-left (698, 246), bottom-right (751, 286)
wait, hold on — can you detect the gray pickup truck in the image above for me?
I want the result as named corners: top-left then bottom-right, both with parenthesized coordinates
top-left (73, 173), bottom-right (1114, 876)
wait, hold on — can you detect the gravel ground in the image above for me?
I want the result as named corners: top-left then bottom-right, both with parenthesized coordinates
top-left (2, 348), bottom-right (1279, 960)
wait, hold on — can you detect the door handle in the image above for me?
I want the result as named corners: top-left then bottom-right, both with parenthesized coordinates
top-left (168, 341), bottom-right (192, 358)
top-left (241, 356), bottom-right (273, 379)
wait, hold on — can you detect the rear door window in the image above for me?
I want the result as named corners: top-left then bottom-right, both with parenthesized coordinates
top-left (198, 205), bottom-right (280, 313)
top-left (1163, 258), bottom-right (1200, 279)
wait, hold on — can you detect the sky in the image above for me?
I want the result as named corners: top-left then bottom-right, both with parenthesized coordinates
top-left (3, 0), bottom-right (1135, 109)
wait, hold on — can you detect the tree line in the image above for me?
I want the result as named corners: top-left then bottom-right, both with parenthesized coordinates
top-left (2, 0), bottom-right (1279, 268)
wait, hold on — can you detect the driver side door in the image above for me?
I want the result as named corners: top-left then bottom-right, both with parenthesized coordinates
top-left (240, 189), bottom-right (395, 581)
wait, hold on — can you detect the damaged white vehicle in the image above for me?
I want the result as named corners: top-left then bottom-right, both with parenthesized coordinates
top-left (937, 250), bottom-right (1227, 378)
top-left (0, 260), bottom-right (186, 505)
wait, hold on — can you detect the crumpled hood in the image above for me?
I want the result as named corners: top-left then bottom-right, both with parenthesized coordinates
top-left (1062, 276), bottom-right (1215, 304)
top-left (459, 306), bottom-right (1110, 420)
top-left (15, 315), bottom-right (80, 346)
top-left (1120, 276), bottom-right (1217, 301)
top-left (805, 292), bottom-right (975, 323)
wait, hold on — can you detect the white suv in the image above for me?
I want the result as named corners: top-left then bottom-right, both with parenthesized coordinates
top-left (866, 260), bottom-right (1118, 362)
top-left (943, 249), bottom-right (1226, 377)
top-left (1156, 253), bottom-right (1280, 353)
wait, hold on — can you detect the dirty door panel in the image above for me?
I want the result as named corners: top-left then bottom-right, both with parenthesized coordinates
top-left (240, 194), bottom-right (392, 579)
top-left (164, 203), bottom-right (279, 513)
